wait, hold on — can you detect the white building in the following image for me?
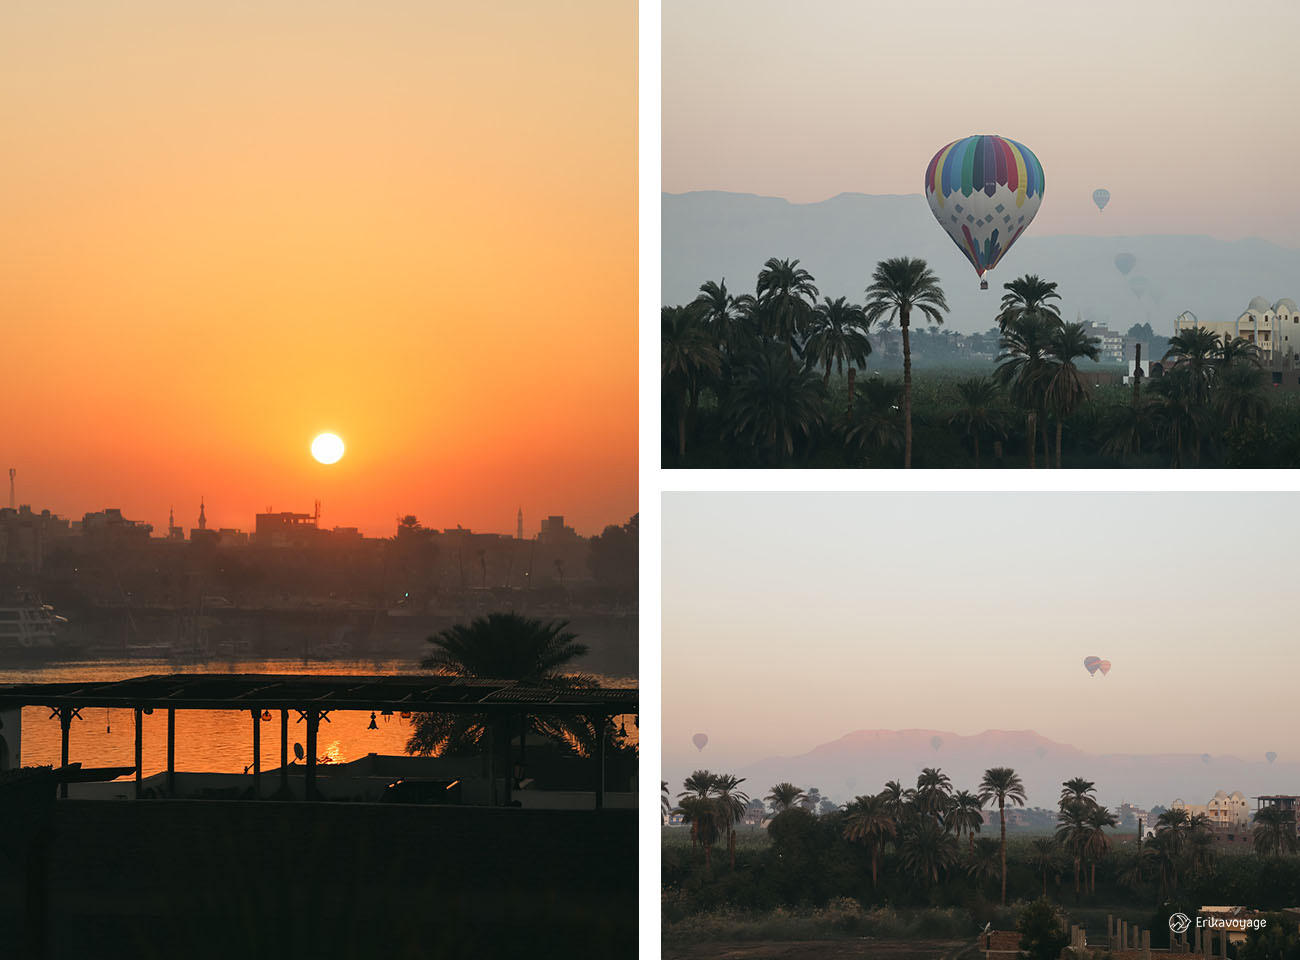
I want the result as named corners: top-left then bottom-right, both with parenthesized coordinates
top-left (1175, 298), bottom-right (1300, 364)
top-left (1171, 790), bottom-right (1250, 829)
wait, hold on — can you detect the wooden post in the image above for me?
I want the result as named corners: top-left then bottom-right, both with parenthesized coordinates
top-left (305, 710), bottom-right (318, 800)
top-left (251, 709), bottom-right (261, 798)
top-left (134, 708), bottom-right (143, 799)
top-left (501, 715), bottom-right (512, 807)
top-left (58, 708), bottom-right (71, 799)
top-left (595, 715), bottom-right (607, 810)
top-left (280, 709), bottom-right (288, 795)
top-left (166, 708), bottom-right (176, 797)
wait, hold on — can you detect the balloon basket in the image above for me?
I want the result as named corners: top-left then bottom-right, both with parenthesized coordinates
top-left (979, 279), bottom-right (988, 290)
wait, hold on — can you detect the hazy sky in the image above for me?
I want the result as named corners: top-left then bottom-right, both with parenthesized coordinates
top-left (2, 2), bottom-right (635, 536)
top-left (663, 0), bottom-right (1300, 246)
top-left (664, 492), bottom-right (1300, 774)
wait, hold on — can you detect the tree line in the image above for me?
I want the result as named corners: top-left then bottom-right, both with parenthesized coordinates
top-left (664, 766), bottom-right (1300, 918)
top-left (663, 257), bottom-right (1284, 468)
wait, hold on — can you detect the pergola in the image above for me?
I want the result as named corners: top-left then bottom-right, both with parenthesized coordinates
top-left (0, 674), bottom-right (638, 806)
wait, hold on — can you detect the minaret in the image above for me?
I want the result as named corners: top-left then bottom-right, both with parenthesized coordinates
top-left (516, 506), bottom-right (523, 540)
top-left (7, 469), bottom-right (13, 510)
top-left (198, 497), bottom-right (207, 531)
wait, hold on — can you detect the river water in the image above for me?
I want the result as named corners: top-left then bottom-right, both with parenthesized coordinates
top-left (5, 657), bottom-right (634, 777)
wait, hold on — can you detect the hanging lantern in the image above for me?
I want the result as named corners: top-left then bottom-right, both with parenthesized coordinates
top-left (399, 711), bottom-right (412, 719)
top-left (261, 709), bottom-right (272, 722)
top-left (367, 712), bottom-right (378, 731)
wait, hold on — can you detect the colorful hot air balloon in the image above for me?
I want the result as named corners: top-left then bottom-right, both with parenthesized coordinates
top-left (1267, 751), bottom-right (1278, 764)
top-left (1084, 656), bottom-right (1102, 676)
top-left (1114, 253), bottom-right (1136, 276)
top-left (1092, 188), bottom-right (1110, 211)
top-left (692, 733), bottom-right (708, 752)
top-left (1098, 660), bottom-right (1111, 676)
top-left (924, 135), bottom-right (1045, 289)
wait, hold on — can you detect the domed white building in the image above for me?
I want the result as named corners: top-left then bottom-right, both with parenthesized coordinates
top-left (1171, 790), bottom-right (1250, 828)
top-left (1174, 298), bottom-right (1300, 364)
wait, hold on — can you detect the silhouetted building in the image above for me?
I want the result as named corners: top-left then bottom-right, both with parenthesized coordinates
top-left (254, 511), bottom-right (319, 547)
top-left (539, 515), bottom-right (577, 544)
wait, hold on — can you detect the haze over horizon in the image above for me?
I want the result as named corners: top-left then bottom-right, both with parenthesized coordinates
top-left (664, 492), bottom-right (1300, 802)
top-left (664, 0), bottom-right (1300, 247)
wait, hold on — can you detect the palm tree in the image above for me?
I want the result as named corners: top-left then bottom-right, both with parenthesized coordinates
top-left (1083, 805), bottom-right (1118, 894)
top-left (804, 296), bottom-right (872, 406)
top-left (995, 312), bottom-right (1057, 468)
top-left (843, 376), bottom-right (904, 463)
top-left (676, 795), bottom-right (722, 869)
top-left (406, 613), bottom-right (593, 759)
top-left (766, 782), bottom-right (807, 814)
top-left (843, 793), bottom-right (897, 888)
top-left (1030, 837), bottom-right (1058, 897)
top-left (1163, 325), bottom-right (1220, 407)
top-left (1215, 361), bottom-right (1269, 430)
top-left (678, 770), bottom-right (718, 851)
top-left (967, 836), bottom-right (1002, 892)
top-left (1055, 799), bottom-right (1091, 898)
top-left (1101, 397), bottom-right (1157, 461)
top-left (1253, 806), bottom-right (1298, 857)
top-left (1154, 808), bottom-right (1192, 890)
top-left (1185, 815), bottom-right (1216, 879)
top-left (915, 767), bottom-right (953, 820)
top-left (756, 257), bottom-right (819, 353)
top-left (996, 274), bottom-right (1062, 333)
top-left (661, 780), bottom-right (670, 821)
top-left (979, 767), bottom-right (1027, 905)
top-left (949, 790), bottom-right (986, 850)
top-left (693, 278), bottom-right (742, 355)
top-left (722, 344), bottom-right (825, 465)
top-left (880, 780), bottom-right (907, 817)
top-left (713, 774), bottom-right (750, 871)
top-left (898, 815), bottom-right (958, 887)
top-left (1217, 333), bottom-right (1261, 371)
top-left (1150, 368), bottom-right (1212, 467)
top-left (662, 305), bottom-right (723, 460)
top-left (863, 258), bottom-right (949, 467)
top-left (948, 377), bottom-right (1005, 467)
top-left (1043, 322), bottom-right (1101, 467)
top-left (1059, 778), bottom-right (1097, 808)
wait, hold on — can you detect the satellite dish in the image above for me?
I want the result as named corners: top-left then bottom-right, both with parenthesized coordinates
top-left (294, 742), bottom-right (305, 761)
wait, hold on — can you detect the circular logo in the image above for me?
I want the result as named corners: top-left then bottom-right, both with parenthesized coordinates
top-left (1169, 914), bottom-right (1192, 935)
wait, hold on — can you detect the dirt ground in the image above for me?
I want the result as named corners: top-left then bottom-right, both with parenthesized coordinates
top-left (663, 939), bottom-right (975, 960)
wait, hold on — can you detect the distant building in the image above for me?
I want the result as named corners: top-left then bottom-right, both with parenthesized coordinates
top-left (539, 515), bottom-right (577, 544)
top-left (254, 511), bottom-right (319, 548)
top-left (1080, 320), bottom-right (1125, 363)
top-left (1175, 297), bottom-right (1300, 364)
top-left (1172, 790), bottom-right (1250, 829)
top-left (78, 508), bottom-right (152, 547)
top-left (0, 506), bottom-right (70, 571)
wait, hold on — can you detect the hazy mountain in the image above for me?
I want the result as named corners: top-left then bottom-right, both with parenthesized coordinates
top-left (663, 191), bottom-right (1300, 336)
top-left (732, 727), bottom-right (1296, 811)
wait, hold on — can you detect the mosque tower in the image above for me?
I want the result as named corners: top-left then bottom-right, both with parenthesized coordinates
top-left (198, 497), bottom-right (207, 531)
top-left (516, 506), bottom-right (523, 540)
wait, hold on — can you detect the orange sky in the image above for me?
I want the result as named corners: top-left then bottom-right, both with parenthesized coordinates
top-left (1, 2), bottom-right (636, 538)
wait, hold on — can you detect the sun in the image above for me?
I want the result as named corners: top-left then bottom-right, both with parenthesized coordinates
top-left (311, 433), bottom-right (345, 465)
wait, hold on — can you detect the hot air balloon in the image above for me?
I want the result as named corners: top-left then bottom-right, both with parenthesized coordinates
top-left (930, 735), bottom-right (943, 752)
top-left (692, 733), bottom-right (708, 752)
top-left (1201, 753), bottom-right (1211, 764)
top-left (1092, 188), bottom-right (1110, 211)
top-left (1128, 276), bottom-right (1150, 300)
top-left (1114, 253), bottom-right (1136, 276)
top-left (1267, 752), bottom-right (1278, 764)
top-left (924, 135), bottom-right (1045, 290)
top-left (1098, 660), bottom-right (1111, 676)
top-left (1084, 656), bottom-right (1102, 676)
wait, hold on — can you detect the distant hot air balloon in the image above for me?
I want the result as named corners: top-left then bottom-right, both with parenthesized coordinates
top-left (692, 733), bottom-right (708, 752)
top-left (1201, 753), bottom-right (1211, 764)
top-left (1036, 745), bottom-right (1049, 760)
top-left (1084, 656), bottom-right (1102, 676)
top-left (1092, 188), bottom-right (1110, 211)
top-left (1267, 752), bottom-right (1278, 764)
top-left (1098, 660), bottom-right (1111, 676)
top-left (930, 735), bottom-right (943, 752)
top-left (924, 135), bottom-right (1045, 290)
top-left (1129, 276), bottom-right (1150, 300)
top-left (1114, 253), bottom-right (1136, 276)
